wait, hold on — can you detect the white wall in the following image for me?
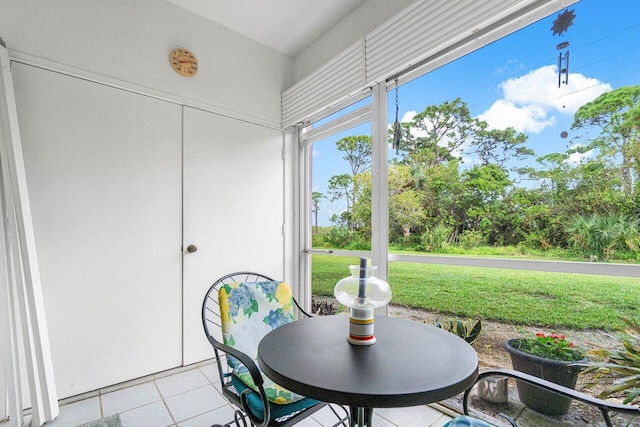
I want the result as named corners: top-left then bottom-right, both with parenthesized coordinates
top-left (0, 0), bottom-right (293, 127)
top-left (0, 0), bottom-right (294, 405)
top-left (293, 0), bottom-right (416, 82)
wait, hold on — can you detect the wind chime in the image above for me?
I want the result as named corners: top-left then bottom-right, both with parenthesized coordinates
top-left (552, 9), bottom-right (576, 88)
top-left (392, 77), bottom-right (402, 154)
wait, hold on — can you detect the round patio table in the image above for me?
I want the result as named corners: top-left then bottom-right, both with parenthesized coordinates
top-left (258, 315), bottom-right (478, 426)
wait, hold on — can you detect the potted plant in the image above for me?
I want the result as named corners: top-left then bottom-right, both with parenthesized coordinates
top-left (503, 332), bottom-right (587, 415)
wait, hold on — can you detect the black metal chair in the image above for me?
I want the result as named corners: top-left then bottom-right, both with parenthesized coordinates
top-left (202, 271), bottom-right (349, 427)
top-left (453, 368), bottom-right (640, 427)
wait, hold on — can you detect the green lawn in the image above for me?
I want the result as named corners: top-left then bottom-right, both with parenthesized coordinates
top-left (311, 254), bottom-right (640, 331)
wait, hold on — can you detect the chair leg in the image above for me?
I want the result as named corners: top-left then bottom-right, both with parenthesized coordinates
top-left (231, 410), bottom-right (249, 427)
top-left (328, 404), bottom-right (350, 427)
top-left (211, 409), bottom-right (249, 427)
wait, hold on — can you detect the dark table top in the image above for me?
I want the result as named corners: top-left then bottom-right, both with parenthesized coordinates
top-left (258, 315), bottom-right (478, 408)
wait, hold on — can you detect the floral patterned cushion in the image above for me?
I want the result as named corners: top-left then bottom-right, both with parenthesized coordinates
top-left (219, 280), bottom-right (305, 405)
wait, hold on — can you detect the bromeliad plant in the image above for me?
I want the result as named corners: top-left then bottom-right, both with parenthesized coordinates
top-left (584, 318), bottom-right (640, 404)
top-left (515, 332), bottom-right (585, 362)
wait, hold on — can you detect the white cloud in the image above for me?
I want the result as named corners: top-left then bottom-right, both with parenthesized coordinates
top-left (401, 111), bottom-right (417, 123)
top-left (400, 110), bottom-right (434, 139)
top-left (479, 65), bottom-right (611, 134)
top-left (494, 59), bottom-right (525, 75)
top-left (459, 155), bottom-right (474, 166)
top-left (566, 143), bottom-right (594, 165)
top-left (479, 99), bottom-right (556, 133)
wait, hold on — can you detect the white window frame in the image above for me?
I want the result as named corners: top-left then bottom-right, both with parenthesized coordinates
top-left (296, 85), bottom-right (394, 313)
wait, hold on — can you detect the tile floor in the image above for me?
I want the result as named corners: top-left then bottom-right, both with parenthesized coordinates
top-left (15, 361), bottom-right (456, 427)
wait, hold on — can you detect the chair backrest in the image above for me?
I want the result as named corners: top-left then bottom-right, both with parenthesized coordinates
top-left (202, 272), bottom-right (276, 347)
top-left (202, 272), bottom-right (308, 406)
top-left (202, 273), bottom-right (340, 423)
top-left (218, 279), bottom-right (295, 363)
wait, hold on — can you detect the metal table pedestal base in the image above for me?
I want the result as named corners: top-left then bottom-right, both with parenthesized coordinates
top-left (350, 407), bottom-right (373, 427)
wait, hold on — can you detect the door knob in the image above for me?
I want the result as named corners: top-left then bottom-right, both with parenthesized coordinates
top-left (186, 244), bottom-right (198, 253)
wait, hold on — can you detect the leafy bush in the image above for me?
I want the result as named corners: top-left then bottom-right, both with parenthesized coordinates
top-left (344, 237), bottom-right (371, 251)
top-left (421, 224), bottom-right (452, 252)
top-left (566, 213), bottom-right (640, 260)
top-left (584, 318), bottom-right (640, 404)
top-left (457, 230), bottom-right (484, 249)
top-left (311, 229), bottom-right (331, 248)
top-left (325, 226), bottom-right (356, 248)
top-left (519, 232), bottom-right (552, 251)
top-left (390, 234), bottom-right (423, 251)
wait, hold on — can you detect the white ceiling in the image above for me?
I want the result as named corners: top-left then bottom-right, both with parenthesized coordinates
top-left (164, 0), bottom-right (367, 57)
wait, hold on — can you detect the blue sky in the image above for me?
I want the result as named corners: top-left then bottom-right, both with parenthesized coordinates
top-left (312, 0), bottom-right (640, 226)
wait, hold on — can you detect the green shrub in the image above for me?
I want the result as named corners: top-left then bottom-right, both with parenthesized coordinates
top-left (566, 213), bottom-right (640, 260)
top-left (421, 224), bottom-right (452, 252)
top-left (457, 230), bottom-right (484, 249)
top-left (344, 238), bottom-right (371, 251)
top-left (326, 226), bottom-right (355, 248)
top-left (519, 232), bottom-right (552, 251)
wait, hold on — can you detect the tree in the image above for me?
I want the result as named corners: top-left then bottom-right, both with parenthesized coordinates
top-left (327, 174), bottom-right (354, 229)
top-left (327, 174), bottom-right (353, 208)
top-left (572, 85), bottom-right (640, 196)
top-left (390, 96), bottom-right (532, 245)
top-left (401, 98), bottom-right (480, 167)
top-left (388, 164), bottom-right (426, 240)
top-left (459, 164), bottom-right (511, 244)
top-left (397, 98), bottom-right (533, 174)
top-left (325, 136), bottom-right (373, 232)
top-left (529, 153), bottom-right (573, 206)
top-left (350, 172), bottom-right (372, 244)
top-left (336, 136), bottom-right (372, 176)
top-left (472, 125), bottom-right (533, 169)
top-left (311, 192), bottom-right (324, 234)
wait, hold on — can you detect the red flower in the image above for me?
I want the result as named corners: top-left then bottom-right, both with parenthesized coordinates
top-left (522, 331), bottom-right (583, 361)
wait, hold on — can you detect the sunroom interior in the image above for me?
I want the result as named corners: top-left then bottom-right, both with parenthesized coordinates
top-left (0, 0), bottom-right (584, 425)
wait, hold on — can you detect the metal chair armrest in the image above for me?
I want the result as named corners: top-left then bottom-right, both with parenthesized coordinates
top-left (293, 297), bottom-right (313, 318)
top-left (207, 334), bottom-right (264, 387)
top-left (240, 387), bottom-right (270, 427)
top-left (463, 368), bottom-right (640, 427)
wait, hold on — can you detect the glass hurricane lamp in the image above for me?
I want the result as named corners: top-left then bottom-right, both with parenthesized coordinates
top-left (334, 258), bottom-right (392, 345)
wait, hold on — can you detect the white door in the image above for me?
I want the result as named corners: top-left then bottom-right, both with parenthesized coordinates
top-left (182, 107), bottom-right (284, 365)
top-left (13, 63), bottom-right (183, 398)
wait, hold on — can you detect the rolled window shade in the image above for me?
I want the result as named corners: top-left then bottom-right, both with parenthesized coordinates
top-left (282, 0), bottom-right (577, 127)
top-left (282, 40), bottom-right (364, 128)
